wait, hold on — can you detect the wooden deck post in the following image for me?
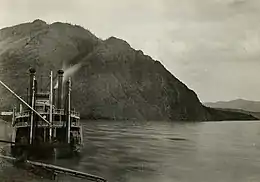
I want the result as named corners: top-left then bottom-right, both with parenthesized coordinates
top-left (67, 78), bottom-right (71, 144)
top-left (49, 71), bottom-right (53, 142)
top-left (29, 76), bottom-right (36, 144)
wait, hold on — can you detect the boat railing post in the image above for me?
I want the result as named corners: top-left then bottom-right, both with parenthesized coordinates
top-left (12, 106), bottom-right (16, 126)
top-left (80, 126), bottom-right (83, 144)
top-left (19, 104), bottom-right (22, 114)
top-left (67, 77), bottom-right (71, 144)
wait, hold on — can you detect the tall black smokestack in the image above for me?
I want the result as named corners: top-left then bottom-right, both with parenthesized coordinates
top-left (29, 68), bottom-right (36, 106)
top-left (65, 78), bottom-right (71, 143)
top-left (57, 70), bottom-right (64, 109)
top-left (53, 88), bottom-right (56, 107)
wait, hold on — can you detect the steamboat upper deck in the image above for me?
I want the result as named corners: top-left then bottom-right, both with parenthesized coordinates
top-left (13, 90), bottom-right (80, 128)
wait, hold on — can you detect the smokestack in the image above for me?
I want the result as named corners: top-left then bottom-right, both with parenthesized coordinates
top-left (66, 78), bottom-right (71, 143)
top-left (57, 70), bottom-right (64, 109)
top-left (29, 68), bottom-right (36, 106)
top-left (53, 88), bottom-right (56, 107)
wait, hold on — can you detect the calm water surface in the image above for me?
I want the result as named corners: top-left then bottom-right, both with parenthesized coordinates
top-left (1, 120), bottom-right (260, 182)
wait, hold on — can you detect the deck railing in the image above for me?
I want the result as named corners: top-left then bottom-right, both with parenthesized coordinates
top-left (15, 109), bottom-right (80, 118)
top-left (53, 109), bottom-right (80, 117)
top-left (14, 119), bottom-right (80, 127)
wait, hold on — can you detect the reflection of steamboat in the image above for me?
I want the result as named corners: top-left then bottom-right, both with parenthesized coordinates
top-left (1, 68), bottom-right (83, 159)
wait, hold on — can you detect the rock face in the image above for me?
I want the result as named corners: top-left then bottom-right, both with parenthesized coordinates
top-left (0, 20), bottom-right (256, 121)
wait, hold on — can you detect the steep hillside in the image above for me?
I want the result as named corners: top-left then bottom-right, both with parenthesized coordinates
top-left (0, 20), bottom-right (256, 121)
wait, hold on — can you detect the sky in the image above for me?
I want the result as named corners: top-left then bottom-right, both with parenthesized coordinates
top-left (0, 0), bottom-right (260, 102)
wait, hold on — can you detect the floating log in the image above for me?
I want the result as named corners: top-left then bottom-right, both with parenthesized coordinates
top-left (0, 155), bottom-right (107, 182)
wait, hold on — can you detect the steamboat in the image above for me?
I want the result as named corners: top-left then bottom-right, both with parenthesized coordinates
top-left (1, 68), bottom-right (83, 159)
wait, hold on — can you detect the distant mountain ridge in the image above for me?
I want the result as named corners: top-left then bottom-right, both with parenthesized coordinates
top-left (204, 99), bottom-right (260, 113)
top-left (0, 20), bottom-right (257, 121)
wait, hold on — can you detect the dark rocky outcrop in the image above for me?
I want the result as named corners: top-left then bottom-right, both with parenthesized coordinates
top-left (204, 99), bottom-right (260, 113)
top-left (0, 20), bottom-right (257, 121)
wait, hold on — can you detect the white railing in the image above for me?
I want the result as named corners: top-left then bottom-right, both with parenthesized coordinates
top-left (14, 119), bottom-right (80, 127)
top-left (54, 109), bottom-right (65, 115)
top-left (15, 110), bottom-right (30, 117)
top-left (53, 109), bottom-right (80, 117)
top-left (15, 109), bottom-right (80, 118)
top-left (70, 110), bottom-right (80, 117)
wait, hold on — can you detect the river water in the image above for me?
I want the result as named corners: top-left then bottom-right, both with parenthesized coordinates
top-left (1, 120), bottom-right (260, 182)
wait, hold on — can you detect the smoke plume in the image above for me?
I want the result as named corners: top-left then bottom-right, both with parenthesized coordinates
top-left (63, 63), bottom-right (82, 82)
top-left (54, 80), bottom-right (58, 89)
top-left (53, 63), bottom-right (82, 89)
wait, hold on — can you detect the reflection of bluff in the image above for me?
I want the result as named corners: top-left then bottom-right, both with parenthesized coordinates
top-left (0, 20), bottom-right (256, 121)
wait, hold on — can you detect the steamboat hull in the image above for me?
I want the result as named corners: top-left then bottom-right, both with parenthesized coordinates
top-left (11, 143), bottom-right (82, 159)
top-left (11, 123), bottom-right (83, 159)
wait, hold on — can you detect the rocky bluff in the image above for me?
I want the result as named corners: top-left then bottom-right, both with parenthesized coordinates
top-left (0, 20), bottom-right (256, 121)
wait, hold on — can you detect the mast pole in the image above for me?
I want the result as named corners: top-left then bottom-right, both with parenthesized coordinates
top-left (26, 88), bottom-right (28, 103)
top-left (49, 71), bottom-right (53, 141)
top-left (29, 76), bottom-right (35, 144)
top-left (0, 80), bottom-right (50, 125)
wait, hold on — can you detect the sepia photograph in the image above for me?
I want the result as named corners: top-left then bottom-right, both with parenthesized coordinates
top-left (0, 0), bottom-right (260, 181)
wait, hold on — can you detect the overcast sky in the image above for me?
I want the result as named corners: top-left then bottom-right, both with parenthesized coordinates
top-left (1, 0), bottom-right (260, 102)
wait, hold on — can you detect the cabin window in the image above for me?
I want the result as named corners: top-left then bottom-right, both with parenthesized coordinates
top-left (54, 115), bottom-right (59, 121)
